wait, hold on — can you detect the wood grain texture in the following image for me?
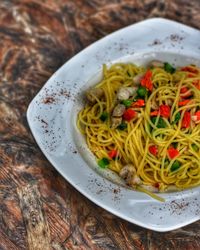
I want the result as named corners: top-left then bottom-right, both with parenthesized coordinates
top-left (0, 0), bottom-right (200, 249)
top-left (17, 184), bottom-right (51, 250)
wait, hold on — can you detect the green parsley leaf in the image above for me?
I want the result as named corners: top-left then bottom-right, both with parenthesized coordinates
top-left (192, 144), bottom-right (199, 152)
top-left (164, 62), bottom-right (176, 74)
top-left (100, 112), bottom-right (108, 122)
top-left (137, 86), bottom-right (147, 97)
top-left (171, 160), bottom-right (181, 172)
top-left (98, 158), bottom-right (110, 168)
top-left (121, 100), bottom-right (132, 107)
top-left (117, 122), bottom-right (127, 130)
top-left (151, 117), bottom-right (166, 128)
top-left (173, 112), bottom-right (181, 124)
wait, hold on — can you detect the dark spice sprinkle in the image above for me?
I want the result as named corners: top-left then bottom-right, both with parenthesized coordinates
top-left (41, 119), bottom-right (48, 126)
top-left (43, 97), bottom-right (56, 104)
top-left (149, 39), bottom-right (162, 46)
top-left (60, 89), bottom-right (71, 98)
top-left (170, 34), bottom-right (184, 42)
top-left (113, 188), bottom-right (120, 194)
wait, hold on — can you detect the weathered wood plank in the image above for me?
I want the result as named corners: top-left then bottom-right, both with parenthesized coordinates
top-left (0, 229), bottom-right (19, 250)
top-left (17, 184), bottom-right (51, 250)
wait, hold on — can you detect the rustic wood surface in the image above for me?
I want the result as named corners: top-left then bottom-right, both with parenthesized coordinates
top-left (0, 0), bottom-right (200, 249)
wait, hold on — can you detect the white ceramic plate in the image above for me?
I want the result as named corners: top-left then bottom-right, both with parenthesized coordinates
top-left (27, 18), bottom-right (200, 232)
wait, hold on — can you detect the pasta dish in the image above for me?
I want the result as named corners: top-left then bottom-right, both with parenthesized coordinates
top-left (77, 61), bottom-right (200, 200)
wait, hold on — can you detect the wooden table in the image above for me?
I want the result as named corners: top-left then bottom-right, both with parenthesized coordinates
top-left (0, 0), bottom-right (200, 249)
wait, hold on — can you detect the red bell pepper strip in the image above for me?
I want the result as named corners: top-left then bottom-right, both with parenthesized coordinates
top-left (168, 147), bottom-right (179, 159)
top-left (140, 70), bottom-right (153, 91)
top-left (159, 105), bottom-right (171, 118)
top-left (194, 111), bottom-right (200, 121)
top-left (149, 145), bottom-right (158, 156)
top-left (150, 110), bottom-right (159, 116)
top-left (191, 111), bottom-right (200, 122)
top-left (178, 99), bottom-right (191, 106)
top-left (181, 66), bottom-right (198, 74)
top-left (196, 111), bottom-right (200, 119)
top-left (108, 150), bottom-right (118, 159)
top-left (193, 80), bottom-right (200, 90)
top-left (132, 99), bottom-right (145, 107)
top-left (123, 109), bottom-right (137, 121)
top-left (180, 87), bottom-right (192, 98)
top-left (182, 111), bottom-right (191, 128)
top-left (180, 87), bottom-right (188, 93)
top-left (150, 105), bottom-right (170, 118)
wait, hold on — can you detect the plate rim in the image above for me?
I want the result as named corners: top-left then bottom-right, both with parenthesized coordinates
top-left (27, 17), bottom-right (200, 232)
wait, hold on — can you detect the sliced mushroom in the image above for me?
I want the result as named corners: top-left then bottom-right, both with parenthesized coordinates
top-left (111, 117), bottom-right (122, 129)
top-left (133, 72), bottom-right (145, 85)
top-left (112, 104), bottom-right (126, 117)
top-left (86, 88), bottom-right (104, 104)
top-left (149, 60), bottom-right (164, 68)
top-left (117, 87), bottom-right (137, 101)
top-left (119, 164), bottom-right (142, 186)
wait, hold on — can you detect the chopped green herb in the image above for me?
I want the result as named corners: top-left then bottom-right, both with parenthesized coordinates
top-left (192, 144), bottom-right (199, 152)
top-left (122, 99), bottom-right (132, 107)
top-left (151, 117), bottom-right (166, 128)
top-left (127, 71), bottom-right (131, 77)
top-left (172, 142), bottom-right (178, 148)
top-left (164, 62), bottom-right (176, 74)
top-left (171, 160), bottom-right (181, 172)
top-left (173, 112), bottom-right (181, 124)
top-left (117, 122), bottom-right (127, 130)
top-left (137, 86), bottom-right (147, 97)
top-left (100, 112), bottom-right (108, 121)
top-left (98, 158), bottom-right (110, 168)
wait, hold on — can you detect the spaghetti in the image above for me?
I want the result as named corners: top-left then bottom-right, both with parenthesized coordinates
top-left (77, 61), bottom-right (200, 197)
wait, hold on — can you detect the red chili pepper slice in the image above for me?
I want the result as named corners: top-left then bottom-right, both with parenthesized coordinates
top-left (108, 150), bottom-right (118, 159)
top-left (181, 66), bottom-right (198, 74)
top-left (140, 70), bottom-right (153, 91)
top-left (167, 147), bottom-right (179, 159)
top-left (123, 109), bottom-right (136, 121)
top-left (149, 145), bottom-right (158, 156)
top-left (182, 111), bottom-right (191, 128)
top-left (132, 99), bottom-right (145, 107)
top-left (178, 99), bottom-right (191, 106)
top-left (159, 105), bottom-right (171, 118)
